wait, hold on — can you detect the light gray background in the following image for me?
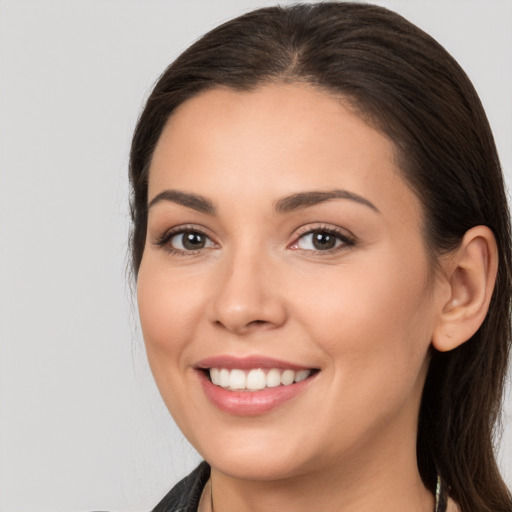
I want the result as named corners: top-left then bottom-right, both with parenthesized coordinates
top-left (0, 1), bottom-right (510, 511)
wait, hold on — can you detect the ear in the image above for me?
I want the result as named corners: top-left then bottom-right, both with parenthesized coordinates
top-left (432, 226), bottom-right (498, 352)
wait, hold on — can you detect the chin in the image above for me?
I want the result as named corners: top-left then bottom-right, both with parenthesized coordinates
top-left (187, 422), bottom-right (320, 482)
top-left (206, 450), bottom-right (309, 482)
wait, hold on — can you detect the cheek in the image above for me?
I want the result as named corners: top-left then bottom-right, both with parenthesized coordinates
top-left (299, 264), bottom-right (435, 445)
top-left (136, 262), bottom-right (210, 431)
top-left (136, 262), bottom-right (204, 366)
top-left (296, 251), bottom-right (436, 379)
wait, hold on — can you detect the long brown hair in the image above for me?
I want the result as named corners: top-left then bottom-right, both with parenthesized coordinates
top-left (129, 4), bottom-right (512, 511)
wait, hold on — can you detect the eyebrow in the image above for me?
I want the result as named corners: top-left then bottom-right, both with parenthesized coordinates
top-left (148, 190), bottom-right (216, 215)
top-left (274, 189), bottom-right (380, 214)
top-left (147, 188), bottom-right (379, 216)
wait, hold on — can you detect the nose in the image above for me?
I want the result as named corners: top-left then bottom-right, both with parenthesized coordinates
top-left (208, 249), bottom-right (287, 334)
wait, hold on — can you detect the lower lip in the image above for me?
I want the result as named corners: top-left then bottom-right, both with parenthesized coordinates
top-left (197, 370), bottom-right (316, 416)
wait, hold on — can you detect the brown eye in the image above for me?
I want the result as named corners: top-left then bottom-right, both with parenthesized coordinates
top-left (295, 229), bottom-right (353, 252)
top-left (311, 231), bottom-right (337, 250)
top-left (169, 230), bottom-right (214, 251)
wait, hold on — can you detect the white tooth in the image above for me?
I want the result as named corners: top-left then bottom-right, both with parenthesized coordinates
top-left (266, 368), bottom-right (281, 388)
top-left (210, 368), bottom-right (220, 385)
top-left (247, 369), bottom-right (266, 390)
top-left (294, 369), bottom-right (311, 383)
top-left (229, 369), bottom-right (246, 390)
top-left (281, 369), bottom-right (295, 386)
top-left (219, 368), bottom-right (230, 388)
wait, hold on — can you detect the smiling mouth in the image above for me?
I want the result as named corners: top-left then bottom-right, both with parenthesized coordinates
top-left (205, 367), bottom-right (317, 391)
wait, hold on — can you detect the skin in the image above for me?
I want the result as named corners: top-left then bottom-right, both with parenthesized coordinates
top-left (137, 84), bottom-right (472, 512)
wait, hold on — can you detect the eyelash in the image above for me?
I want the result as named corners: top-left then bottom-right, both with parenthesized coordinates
top-left (154, 224), bottom-right (355, 256)
top-left (154, 225), bottom-right (217, 256)
top-left (289, 225), bottom-right (356, 254)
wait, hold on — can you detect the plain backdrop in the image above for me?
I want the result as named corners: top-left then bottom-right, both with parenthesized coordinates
top-left (0, 1), bottom-right (510, 511)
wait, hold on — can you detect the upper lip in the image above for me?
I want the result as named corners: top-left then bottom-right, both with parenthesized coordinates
top-left (196, 355), bottom-right (314, 371)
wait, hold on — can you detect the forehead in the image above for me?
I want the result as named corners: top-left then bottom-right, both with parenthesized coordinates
top-left (148, 84), bottom-right (421, 225)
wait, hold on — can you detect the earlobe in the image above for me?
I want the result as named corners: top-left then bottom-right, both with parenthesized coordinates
top-left (432, 226), bottom-right (498, 352)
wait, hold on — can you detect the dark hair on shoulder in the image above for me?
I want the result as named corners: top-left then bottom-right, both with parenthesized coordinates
top-left (129, 3), bottom-right (512, 511)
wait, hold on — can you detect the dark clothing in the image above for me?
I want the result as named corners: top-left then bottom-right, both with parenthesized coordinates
top-left (152, 462), bottom-right (210, 512)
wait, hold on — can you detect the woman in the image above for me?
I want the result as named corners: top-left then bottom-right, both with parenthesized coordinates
top-left (129, 3), bottom-right (512, 511)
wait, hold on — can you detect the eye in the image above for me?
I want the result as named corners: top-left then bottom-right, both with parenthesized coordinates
top-left (171, 230), bottom-right (213, 250)
top-left (155, 227), bottom-right (216, 254)
top-left (292, 228), bottom-right (354, 252)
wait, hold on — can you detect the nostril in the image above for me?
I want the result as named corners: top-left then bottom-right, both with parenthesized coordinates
top-left (246, 319), bottom-right (270, 329)
top-left (214, 318), bottom-right (269, 332)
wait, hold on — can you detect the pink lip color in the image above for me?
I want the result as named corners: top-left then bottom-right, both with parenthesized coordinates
top-left (195, 355), bottom-right (317, 416)
top-left (196, 355), bottom-right (311, 371)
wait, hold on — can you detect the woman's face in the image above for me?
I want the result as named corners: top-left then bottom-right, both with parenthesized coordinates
top-left (137, 84), bottom-right (448, 481)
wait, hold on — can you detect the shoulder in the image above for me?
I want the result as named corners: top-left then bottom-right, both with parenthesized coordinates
top-left (151, 461), bottom-right (211, 512)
